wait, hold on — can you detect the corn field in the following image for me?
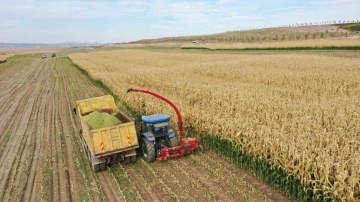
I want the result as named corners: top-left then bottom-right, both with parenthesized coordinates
top-left (69, 49), bottom-right (360, 201)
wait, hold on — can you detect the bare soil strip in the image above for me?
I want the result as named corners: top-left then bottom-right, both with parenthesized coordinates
top-left (0, 54), bottom-right (290, 202)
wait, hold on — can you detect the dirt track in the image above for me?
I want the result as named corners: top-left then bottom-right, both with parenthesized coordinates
top-left (0, 54), bottom-right (290, 202)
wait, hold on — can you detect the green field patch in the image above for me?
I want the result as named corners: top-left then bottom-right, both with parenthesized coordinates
top-left (335, 23), bottom-right (360, 31)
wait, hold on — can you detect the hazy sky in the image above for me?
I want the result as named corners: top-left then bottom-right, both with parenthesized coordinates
top-left (0, 0), bottom-right (359, 43)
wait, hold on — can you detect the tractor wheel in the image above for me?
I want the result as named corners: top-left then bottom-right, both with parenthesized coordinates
top-left (141, 138), bottom-right (156, 162)
top-left (169, 136), bottom-right (179, 147)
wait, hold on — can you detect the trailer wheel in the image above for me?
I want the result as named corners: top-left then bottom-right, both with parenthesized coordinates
top-left (142, 138), bottom-right (155, 162)
top-left (130, 155), bottom-right (137, 163)
top-left (93, 164), bottom-right (100, 172)
top-left (123, 157), bottom-right (131, 165)
top-left (88, 152), bottom-right (101, 172)
top-left (99, 163), bottom-right (107, 171)
top-left (169, 137), bottom-right (179, 147)
top-left (89, 155), bottom-right (100, 172)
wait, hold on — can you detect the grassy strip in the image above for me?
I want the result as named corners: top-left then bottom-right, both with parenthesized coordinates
top-left (68, 56), bottom-right (340, 202)
top-left (181, 46), bottom-right (360, 51)
top-left (0, 60), bottom-right (7, 64)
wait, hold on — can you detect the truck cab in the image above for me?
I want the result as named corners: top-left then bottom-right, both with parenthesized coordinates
top-left (140, 113), bottom-right (179, 162)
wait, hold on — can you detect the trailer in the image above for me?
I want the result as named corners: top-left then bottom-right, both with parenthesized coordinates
top-left (73, 95), bottom-right (139, 172)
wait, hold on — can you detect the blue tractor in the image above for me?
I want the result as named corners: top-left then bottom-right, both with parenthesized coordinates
top-left (127, 88), bottom-right (201, 162)
top-left (139, 113), bottom-right (179, 162)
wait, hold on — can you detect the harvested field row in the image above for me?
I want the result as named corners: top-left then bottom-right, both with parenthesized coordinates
top-left (181, 38), bottom-right (360, 50)
top-left (69, 49), bottom-right (360, 201)
top-left (0, 55), bottom-right (106, 202)
top-left (0, 54), bottom-right (287, 202)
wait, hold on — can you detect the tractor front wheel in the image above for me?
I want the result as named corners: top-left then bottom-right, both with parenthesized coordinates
top-left (142, 138), bottom-right (156, 162)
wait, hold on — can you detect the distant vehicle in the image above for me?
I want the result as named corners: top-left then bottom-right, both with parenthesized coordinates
top-left (192, 40), bottom-right (200, 44)
top-left (42, 54), bottom-right (47, 59)
top-left (52, 53), bottom-right (56, 57)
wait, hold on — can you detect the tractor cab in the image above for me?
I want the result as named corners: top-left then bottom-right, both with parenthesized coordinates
top-left (141, 113), bottom-right (173, 137)
top-left (139, 113), bottom-right (179, 162)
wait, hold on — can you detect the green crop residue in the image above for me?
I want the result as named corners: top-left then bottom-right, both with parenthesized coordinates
top-left (82, 111), bottom-right (121, 129)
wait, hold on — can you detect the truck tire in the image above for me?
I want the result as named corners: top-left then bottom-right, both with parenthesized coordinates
top-left (169, 136), bottom-right (179, 147)
top-left (123, 157), bottom-right (131, 165)
top-left (93, 164), bottom-right (100, 172)
top-left (130, 155), bottom-right (137, 163)
top-left (90, 155), bottom-right (100, 172)
top-left (142, 138), bottom-right (156, 162)
top-left (88, 152), bottom-right (101, 172)
top-left (99, 163), bottom-right (107, 171)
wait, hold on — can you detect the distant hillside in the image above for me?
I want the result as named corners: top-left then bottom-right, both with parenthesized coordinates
top-left (131, 23), bottom-right (360, 44)
top-left (0, 42), bottom-right (101, 49)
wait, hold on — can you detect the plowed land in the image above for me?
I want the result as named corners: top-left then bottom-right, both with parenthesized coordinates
top-left (0, 54), bottom-right (289, 202)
